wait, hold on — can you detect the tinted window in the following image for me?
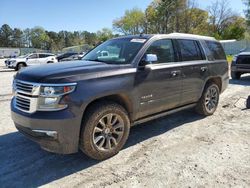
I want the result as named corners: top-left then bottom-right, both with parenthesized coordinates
top-left (28, 54), bottom-right (38, 59)
top-left (146, 39), bottom-right (175, 64)
top-left (39, 54), bottom-right (49, 58)
top-left (205, 41), bottom-right (226, 60)
top-left (177, 39), bottom-right (203, 61)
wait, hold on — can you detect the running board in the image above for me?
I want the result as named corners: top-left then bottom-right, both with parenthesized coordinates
top-left (132, 103), bottom-right (197, 126)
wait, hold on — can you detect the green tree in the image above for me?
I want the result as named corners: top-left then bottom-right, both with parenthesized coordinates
top-left (23, 28), bottom-right (32, 47)
top-left (113, 8), bottom-right (145, 35)
top-left (243, 0), bottom-right (250, 26)
top-left (208, 0), bottom-right (246, 39)
top-left (145, 0), bottom-right (188, 34)
top-left (181, 8), bottom-right (209, 35)
top-left (30, 27), bottom-right (50, 49)
top-left (220, 16), bottom-right (246, 40)
top-left (0, 24), bottom-right (13, 47)
top-left (96, 28), bottom-right (114, 42)
top-left (12, 28), bottom-right (23, 47)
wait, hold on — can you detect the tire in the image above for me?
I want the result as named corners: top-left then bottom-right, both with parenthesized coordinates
top-left (231, 71), bottom-right (241, 80)
top-left (247, 96), bottom-right (250, 109)
top-left (79, 102), bottom-right (130, 160)
top-left (196, 83), bottom-right (220, 116)
top-left (47, 61), bottom-right (53, 64)
top-left (16, 63), bottom-right (25, 71)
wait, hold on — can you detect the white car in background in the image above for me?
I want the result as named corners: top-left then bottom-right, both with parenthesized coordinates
top-left (6, 53), bottom-right (58, 71)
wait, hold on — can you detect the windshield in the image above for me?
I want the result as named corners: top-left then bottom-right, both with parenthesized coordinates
top-left (18, 54), bottom-right (29, 58)
top-left (18, 55), bottom-right (27, 58)
top-left (83, 38), bottom-right (147, 64)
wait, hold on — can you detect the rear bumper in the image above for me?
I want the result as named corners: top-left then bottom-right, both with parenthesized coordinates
top-left (11, 100), bottom-right (82, 154)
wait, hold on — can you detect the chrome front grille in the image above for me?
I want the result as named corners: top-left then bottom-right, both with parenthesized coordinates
top-left (16, 95), bottom-right (30, 111)
top-left (13, 80), bottom-right (40, 113)
top-left (16, 80), bottom-right (33, 94)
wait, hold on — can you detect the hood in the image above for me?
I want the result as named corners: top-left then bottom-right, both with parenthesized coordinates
top-left (15, 60), bottom-right (133, 83)
top-left (12, 57), bottom-right (26, 61)
top-left (8, 58), bottom-right (21, 61)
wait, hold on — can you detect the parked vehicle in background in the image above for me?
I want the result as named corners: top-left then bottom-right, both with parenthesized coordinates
top-left (78, 52), bottom-right (86, 59)
top-left (57, 52), bottom-right (78, 62)
top-left (231, 52), bottom-right (250, 80)
top-left (60, 54), bottom-right (80, 62)
top-left (6, 53), bottom-right (57, 71)
top-left (11, 33), bottom-right (229, 160)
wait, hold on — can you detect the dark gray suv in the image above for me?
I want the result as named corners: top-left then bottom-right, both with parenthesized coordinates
top-left (11, 33), bottom-right (229, 160)
top-left (231, 52), bottom-right (250, 79)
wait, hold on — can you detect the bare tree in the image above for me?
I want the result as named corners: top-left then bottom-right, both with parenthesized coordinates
top-left (208, 0), bottom-right (236, 35)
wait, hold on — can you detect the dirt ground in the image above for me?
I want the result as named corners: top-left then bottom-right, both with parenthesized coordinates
top-left (0, 62), bottom-right (249, 188)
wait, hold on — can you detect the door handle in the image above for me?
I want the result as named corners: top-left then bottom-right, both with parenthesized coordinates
top-left (171, 70), bottom-right (181, 77)
top-left (201, 66), bottom-right (208, 72)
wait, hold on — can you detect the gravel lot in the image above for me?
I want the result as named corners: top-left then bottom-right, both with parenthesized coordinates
top-left (0, 61), bottom-right (249, 188)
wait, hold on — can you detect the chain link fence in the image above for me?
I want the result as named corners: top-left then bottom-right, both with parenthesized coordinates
top-left (221, 40), bottom-right (250, 55)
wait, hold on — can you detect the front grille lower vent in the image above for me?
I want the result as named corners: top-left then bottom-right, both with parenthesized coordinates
top-left (15, 95), bottom-right (31, 111)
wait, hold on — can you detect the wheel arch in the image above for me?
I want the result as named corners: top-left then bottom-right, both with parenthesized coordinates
top-left (15, 62), bottom-right (27, 71)
top-left (82, 94), bottom-right (134, 122)
top-left (205, 77), bottom-right (222, 92)
top-left (17, 62), bottom-right (27, 66)
top-left (202, 76), bottom-right (222, 93)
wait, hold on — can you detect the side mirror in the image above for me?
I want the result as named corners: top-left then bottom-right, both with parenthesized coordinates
top-left (139, 54), bottom-right (158, 68)
top-left (145, 54), bottom-right (158, 63)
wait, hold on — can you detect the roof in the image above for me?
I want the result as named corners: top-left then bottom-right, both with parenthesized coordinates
top-left (160, 33), bottom-right (216, 41)
top-left (116, 33), bottom-right (217, 41)
top-left (115, 34), bottom-right (153, 40)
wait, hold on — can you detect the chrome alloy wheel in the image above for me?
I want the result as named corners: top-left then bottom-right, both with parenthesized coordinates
top-left (205, 86), bottom-right (219, 113)
top-left (92, 113), bottom-right (125, 151)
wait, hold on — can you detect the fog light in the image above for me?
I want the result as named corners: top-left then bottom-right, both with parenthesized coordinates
top-left (44, 97), bottom-right (57, 105)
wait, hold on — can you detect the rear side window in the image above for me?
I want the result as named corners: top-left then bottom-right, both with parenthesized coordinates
top-left (177, 39), bottom-right (204, 61)
top-left (205, 41), bottom-right (226, 60)
top-left (39, 54), bottom-right (49, 58)
top-left (146, 39), bottom-right (175, 64)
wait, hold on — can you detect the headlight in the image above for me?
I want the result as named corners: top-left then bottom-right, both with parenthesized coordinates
top-left (10, 60), bottom-right (16, 64)
top-left (40, 85), bottom-right (76, 97)
top-left (37, 84), bottom-right (76, 111)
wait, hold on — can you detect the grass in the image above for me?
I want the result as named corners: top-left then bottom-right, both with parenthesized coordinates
top-left (227, 55), bottom-right (233, 64)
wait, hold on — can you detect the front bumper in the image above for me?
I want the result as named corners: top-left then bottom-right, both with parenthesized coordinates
top-left (11, 100), bottom-right (82, 154)
top-left (5, 61), bottom-right (16, 68)
top-left (231, 65), bottom-right (250, 73)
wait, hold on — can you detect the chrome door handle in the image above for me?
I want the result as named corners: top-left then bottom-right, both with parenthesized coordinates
top-left (171, 70), bottom-right (181, 77)
top-left (201, 66), bottom-right (208, 72)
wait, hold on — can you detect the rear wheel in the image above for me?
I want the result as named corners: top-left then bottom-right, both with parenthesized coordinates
top-left (79, 102), bottom-right (130, 160)
top-left (196, 83), bottom-right (220, 116)
top-left (231, 71), bottom-right (241, 80)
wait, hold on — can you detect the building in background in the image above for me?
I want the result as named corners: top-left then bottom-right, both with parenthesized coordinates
top-left (0, 48), bottom-right (20, 57)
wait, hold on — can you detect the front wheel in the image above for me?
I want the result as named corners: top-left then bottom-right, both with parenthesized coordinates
top-left (196, 83), bottom-right (220, 116)
top-left (79, 102), bottom-right (130, 160)
top-left (16, 63), bottom-right (25, 71)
